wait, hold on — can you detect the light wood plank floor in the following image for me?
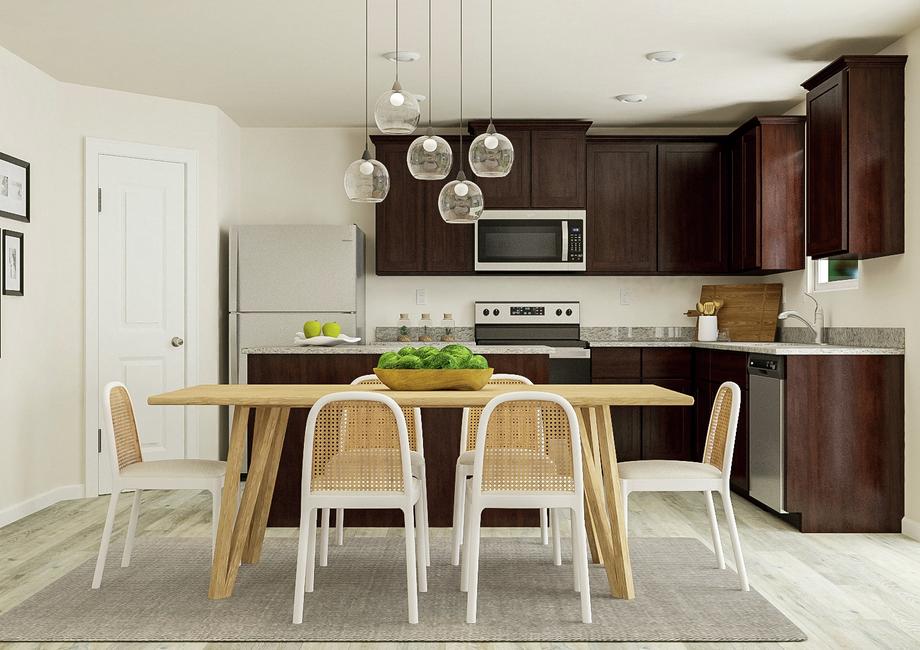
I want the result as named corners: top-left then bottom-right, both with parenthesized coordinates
top-left (1, 489), bottom-right (918, 649)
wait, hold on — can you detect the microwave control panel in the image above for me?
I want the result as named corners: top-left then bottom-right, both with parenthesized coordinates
top-left (567, 220), bottom-right (584, 263)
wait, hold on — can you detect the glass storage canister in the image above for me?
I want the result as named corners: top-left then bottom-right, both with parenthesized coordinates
top-left (418, 313), bottom-right (433, 342)
top-left (441, 313), bottom-right (456, 341)
top-left (397, 313), bottom-right (412, 342)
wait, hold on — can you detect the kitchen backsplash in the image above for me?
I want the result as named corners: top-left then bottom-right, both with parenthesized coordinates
top-left (375, 325), bottom-right (905, 348)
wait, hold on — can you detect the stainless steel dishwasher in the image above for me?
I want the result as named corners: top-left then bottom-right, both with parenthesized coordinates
top-left (747, 354), bottom-right (786, 513)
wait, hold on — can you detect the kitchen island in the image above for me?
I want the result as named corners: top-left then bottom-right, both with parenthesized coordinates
top-left (241, 344), bottom-right (553, 528)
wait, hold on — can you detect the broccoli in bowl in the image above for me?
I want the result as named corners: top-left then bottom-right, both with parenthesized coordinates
top-left (375, 344), bottom-right (488, 370)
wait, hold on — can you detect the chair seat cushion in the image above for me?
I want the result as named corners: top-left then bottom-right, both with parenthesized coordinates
top-left (120, 459), bottom-right (226, 480)
top-left (618, 460), bottom-right (722, 481)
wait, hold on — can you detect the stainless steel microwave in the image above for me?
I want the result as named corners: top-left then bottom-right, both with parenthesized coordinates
top-left (474, 210), bottom-right (586, 272)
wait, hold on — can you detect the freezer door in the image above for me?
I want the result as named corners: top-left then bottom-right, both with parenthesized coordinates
top-left (234, 225), bottom-right (360, 312)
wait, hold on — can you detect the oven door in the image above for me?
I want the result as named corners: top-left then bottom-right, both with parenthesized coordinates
top-left (475, 211), bottom-right (586, 271)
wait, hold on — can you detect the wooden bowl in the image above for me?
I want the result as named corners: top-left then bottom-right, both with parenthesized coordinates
top-left (373, 368), bottom-right (494, 391)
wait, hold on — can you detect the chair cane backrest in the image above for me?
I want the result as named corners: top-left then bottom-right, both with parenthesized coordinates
top-left (102, 381), bottom-right (143, 476)
top-left (303, 392), bottom-right (413, 495)
top-left (351, 374), bottom-right (423, 454)
top-left (472, 392), bottom-right (582, 494)
top-left (461, 374), bottom-right (534, 453)
top-left (702, 382), bottom-right (742, 476)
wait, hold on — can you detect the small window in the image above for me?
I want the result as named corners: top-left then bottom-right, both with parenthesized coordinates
top-left (812, 258), bottom-right (859, 292)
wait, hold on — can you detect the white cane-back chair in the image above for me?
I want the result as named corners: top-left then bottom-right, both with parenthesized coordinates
top-left (619, 381), bottom-right (749, 590)
top-left (91, 382), bottom-right (226, 589)
top-left (319, 375), bottom-right (429, 567)
top-left (293, 392), bottom-right (428, 624)
top-left (460, 391), bottom-right (591, 624)
top-left (451, 374), bottom-right (556, 565)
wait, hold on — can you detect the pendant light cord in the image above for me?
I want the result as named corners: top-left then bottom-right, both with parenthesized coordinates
top-left (489, 0), bottom-right (493, 122)
top-left (459, 0), bottom-right (464, 169)
top-left (395, 0), bottom-right (399, 83)
top-left (364, 0), bottom-right (369, 149)
top-left (428, 0), bottom-right (432, 128)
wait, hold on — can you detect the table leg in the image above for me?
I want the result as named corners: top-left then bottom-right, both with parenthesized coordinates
top-left (594, 405), bottom-right (635, 599)
top-left (242, 407), bottom-right (290, 564)
top-left (208, 405), bottom-right (250, 599)
top-left (578, 409), bottom-right (602, 565)
top-left (208, 406), bottom-right (282, 599)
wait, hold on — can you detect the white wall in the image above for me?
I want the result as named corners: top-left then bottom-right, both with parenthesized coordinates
top-left (0, 44), bottom-right (240, 518)
top-left (773, 29), bottom-right (919, 531)
top-left (240, 127), bottom-right (732, 331)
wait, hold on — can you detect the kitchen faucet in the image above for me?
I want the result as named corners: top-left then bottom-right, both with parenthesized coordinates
top-left (778, 294), bottom-right (824, 344)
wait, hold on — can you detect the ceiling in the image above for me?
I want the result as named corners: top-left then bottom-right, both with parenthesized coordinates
top-left (1, 0), bottom-right (919, 128)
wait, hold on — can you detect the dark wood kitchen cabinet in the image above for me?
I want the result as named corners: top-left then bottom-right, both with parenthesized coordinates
top-left (467, 120), bottom-right (590, 209)
top-left (591, 347), bottom-right (695, 462)
top-left (729, 116), bottom-right (805, 273)
top-left (586, 141), bottom-right (657, 273)
top-left (372, 136), bottom-right (473, 275)
top-left (694, 349), bottom-right (749, 493)
top-left (248, 351), bottom-right (550, 528)
top-left (802, 55), bottom-right (906, 259)
top-left (657, 142), bottom-right (730, 273)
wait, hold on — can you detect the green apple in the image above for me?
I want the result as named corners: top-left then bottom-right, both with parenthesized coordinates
top-left (303, 320), bottom-right (322, 338)
top-left (322, 321), bottom-right (341, 337)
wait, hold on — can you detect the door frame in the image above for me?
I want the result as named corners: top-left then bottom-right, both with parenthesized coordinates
top-left (83, 138), bottom-right (200, 497)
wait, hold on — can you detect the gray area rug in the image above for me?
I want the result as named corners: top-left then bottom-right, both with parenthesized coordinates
top-left (0, 535), bottom-right (805, 642)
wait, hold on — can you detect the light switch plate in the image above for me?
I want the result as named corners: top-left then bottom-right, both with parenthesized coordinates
top-left (416, 289), bottom-right (427, 305)
top-left (620, 288), bottom-right (632, 305)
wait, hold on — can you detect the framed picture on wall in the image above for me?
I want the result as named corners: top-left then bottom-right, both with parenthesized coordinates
top-left (0, 152), bottom-right (30, 223)
top-left (3, 230), bottom-right (23, 296)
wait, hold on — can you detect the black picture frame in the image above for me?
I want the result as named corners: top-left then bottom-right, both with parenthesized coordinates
top-left (0, 151), bottom-right (30, 223)
top-left (2, 229), bottom-right (24, 296)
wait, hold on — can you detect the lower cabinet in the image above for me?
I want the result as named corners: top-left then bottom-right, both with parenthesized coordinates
top-left (591, 347), bottom-right (697, 463)
top-left (247, 352), bottom-right (549, 528)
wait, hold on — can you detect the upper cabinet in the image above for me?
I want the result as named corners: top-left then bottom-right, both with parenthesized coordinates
top-left (371, 135), bottom-right (473, 276)
top-left (802, 55), bottom-right (906, 259)
top-left (729, 116), bottom-right (805, 273)
top-left (587, 137), bottom-right (729, 275)
top-left (468, 120), bottom-right (590, 209)
top-left (657, 142), bottom-right (729, 273)
top-left (586, 141), bottom-right (657, 274)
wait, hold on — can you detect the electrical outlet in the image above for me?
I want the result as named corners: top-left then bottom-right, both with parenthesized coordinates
top-left (416, 289), bottom-right (427, 305)
top-left (620, 288), bottom-right (632, 305)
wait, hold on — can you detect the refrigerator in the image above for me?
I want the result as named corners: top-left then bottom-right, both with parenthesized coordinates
top-left (229, 224), bottom-right (366, 386)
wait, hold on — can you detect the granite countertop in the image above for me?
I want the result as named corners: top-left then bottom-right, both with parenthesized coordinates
top-left (242, 342), bottom-right (555, 355)
top-left (587, 340), bottom-right (905, 355)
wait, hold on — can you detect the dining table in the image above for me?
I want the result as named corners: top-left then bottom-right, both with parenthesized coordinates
top-left (148, 382), bottom-right (694, 601)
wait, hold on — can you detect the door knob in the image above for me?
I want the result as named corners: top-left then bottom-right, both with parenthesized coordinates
top-left (171, 337), bottom-right (184, 348)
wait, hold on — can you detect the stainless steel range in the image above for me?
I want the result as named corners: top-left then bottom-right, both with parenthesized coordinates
top-left (474, 301), bottom-right (591, 383)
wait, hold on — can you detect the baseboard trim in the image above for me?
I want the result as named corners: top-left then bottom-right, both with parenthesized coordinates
top-left (0, 484), bottom-right (84, 528)
top-left (903, 517), bottom-right (920, 541)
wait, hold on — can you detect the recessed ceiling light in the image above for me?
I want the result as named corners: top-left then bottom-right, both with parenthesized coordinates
top-left (615, 94), bottom-right (648, 104)
top-left (646, 50), bottom-right (682, 63)
top-left (383, 50), bottom-right (420, 63)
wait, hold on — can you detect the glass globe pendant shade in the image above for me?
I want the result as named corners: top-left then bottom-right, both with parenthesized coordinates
top-left (407, 128), bottom-right (452, 180)
top-left (469, 122), bottom-right (514, 177)
top-left (344, 148), bottom-right (390, 203)
top-left (374, 80), bottom-right (421, 134)
top-left (438, 170), bottom-right (484, 223)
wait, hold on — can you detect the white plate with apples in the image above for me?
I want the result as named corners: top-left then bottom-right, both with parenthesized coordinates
top-left (295, 321), bottom-right (361, 346)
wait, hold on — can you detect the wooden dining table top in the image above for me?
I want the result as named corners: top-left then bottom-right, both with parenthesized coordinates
top-left (148, 383), bottom-right (694, 409)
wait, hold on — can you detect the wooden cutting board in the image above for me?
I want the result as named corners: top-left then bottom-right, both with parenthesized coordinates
top-left (694, 283), bottom-right (783, 342)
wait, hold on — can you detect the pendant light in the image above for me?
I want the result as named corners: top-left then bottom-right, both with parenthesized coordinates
top-left (468, 0), bottom-right (513, 178)
top-left (406, 0), bottom-right (452, 180)
top-left (374, 0), bottom-right (421, 134)
top-left (438, 0), bottom-right (484, 223)
top-left (345, 0), bottom-right (389, 203)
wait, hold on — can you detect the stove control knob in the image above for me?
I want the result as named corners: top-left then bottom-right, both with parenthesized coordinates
top-left (492, 308), bottom-right (500, 316)
top-left (482, 308), bottom-right (489, 316)
top-left (565, 308), bottom-right (573, 316)
top-left (555, 308), bottom-right (563, 316)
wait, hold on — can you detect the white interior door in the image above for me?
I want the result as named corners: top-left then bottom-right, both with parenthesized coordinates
top-left (97, 154), bottom-right (187, 492)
